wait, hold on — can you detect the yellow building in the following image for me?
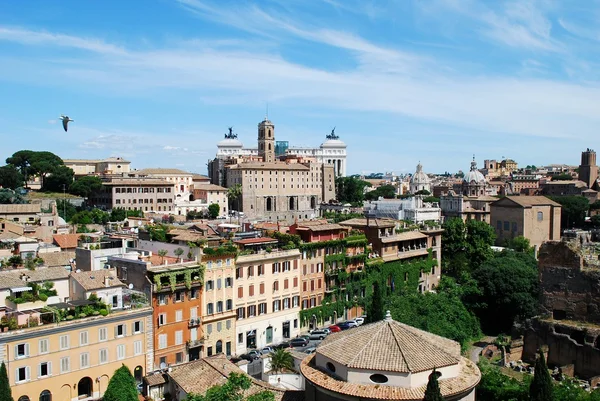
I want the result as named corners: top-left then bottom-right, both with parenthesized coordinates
top-left (1, 306), bottom-right (153, 401)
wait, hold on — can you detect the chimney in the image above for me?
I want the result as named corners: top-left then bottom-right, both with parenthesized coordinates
top-left (104, 275), bottom-right (111, 287)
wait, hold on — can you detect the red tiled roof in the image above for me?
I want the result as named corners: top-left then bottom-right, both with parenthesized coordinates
top-left (234, 237), bottom-right (278, 245)
top-left (52, 234), bottom-right (81, 249)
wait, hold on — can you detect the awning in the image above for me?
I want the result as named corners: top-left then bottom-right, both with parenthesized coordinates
top-left (10, 286), bottom-right (32, 293)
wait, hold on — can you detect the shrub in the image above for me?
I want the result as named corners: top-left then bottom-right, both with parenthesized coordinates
top-left (99, 309), bottom-right (108, 316)
top-left (38, 294), bottom-right (48, 302)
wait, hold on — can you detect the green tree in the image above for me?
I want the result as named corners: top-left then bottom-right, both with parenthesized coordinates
top-left (423, 196), bottom-right (440, 203)
top-left (423, 369), bottom-right (443, 401)
top-left (42, 165), bottom-right (74, 192)
top-left (504, 236), bottom-right (533, 253)
top-left (6, 150), bottom-right (35, 187)
top-left (0, 361), bottom-right (14, 401)
top-left (158, 249), bottom-right (168, 264)
top-left (174, 247), bottom-right (184, 260)
top-left (441, 219), bottom-right (495, 277)
top-left (110, 207), bottom-right (127, 222)
top-left (591, 214), bottom-right (600, 228)
top-left (208, 203), bottom-right (220, 219)
top-left (0, 165), bottom-right (23, 190)
top-left (476, 359), bottom-right (529, 401)
top-left (335, 176), bottom-right (370, 205)
top-left (103, 364), bottom-right (139, 401)
top-left (56, 199), bottom-right (77, 222)
top-left (551, 173), bottom-right (573, 181)
top-left (529, 350), bottom-right (553, 401)
top-left (364, 184), bottom-right (397, 200)
top-left (472, 251), bottom-right (539, 333)
top-left (0, 189), bottom-right (27, 204)
top-left (368, 281), bottom-right (384, 323)
top-left (415, 189), bottom-right (431, 196)
top-left (69, 175), bottom-right (103, 198)
top-left (549, 195), bottom-right (589, 228)
top-left (269, 349), bottom-right (294, 375)
top-left (227, 184), bottom-right (243, 211)
top-left (185, 372), bottom-right (274, 401)
top-left (465, 219), bottom-right (496, 269)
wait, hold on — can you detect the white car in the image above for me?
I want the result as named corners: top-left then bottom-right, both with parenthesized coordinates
top-left (346, 320), bottom-right (358, 329)
top-left (261, 347), bottom-right (275, 354)
top-left (354, 317), bottom-right (365, 326)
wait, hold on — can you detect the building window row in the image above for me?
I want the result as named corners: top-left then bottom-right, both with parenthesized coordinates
top-left (206, 299), bottom-right (233, 315)
top-left (236, 296), bottom-right (299, 320)
top-left (205, 278), bottom-right (232, 290)
top-left (158, 289), bottom-right (199, 305)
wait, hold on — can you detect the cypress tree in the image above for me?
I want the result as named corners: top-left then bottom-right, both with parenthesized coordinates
top-left (0, 362), bottom-right (14, 401)
top-left (423, 369), bottom-right (444, 401)
top-left (369, 281), bottom-right (384, 322)
top-left (103, 364), bottom-right (138, 401)
top-left (529, 349), bottom-right (553, 401)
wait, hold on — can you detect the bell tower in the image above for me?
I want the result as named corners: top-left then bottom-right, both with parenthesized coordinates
top-left (258, 118), bottom-right (275, 163)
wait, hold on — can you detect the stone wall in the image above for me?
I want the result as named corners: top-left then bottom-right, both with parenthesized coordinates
top-left (538, 241), bottom-right (600, 323)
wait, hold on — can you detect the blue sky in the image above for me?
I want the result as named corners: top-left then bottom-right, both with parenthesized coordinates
top-left (1, 0), bottom-right (600, 176)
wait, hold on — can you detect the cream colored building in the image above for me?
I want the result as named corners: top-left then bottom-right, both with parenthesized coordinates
top-left (234, 249), bottom-right (302, 354)
top-left (188, 184), bottom-right (229, 217)
top-left (301, 311), bottom-right (480, 401)
top-left (88, 178), bottom-right (175, 213)
top-left (63, 157), bottom-right (131, 176)
top-left (1, 307), bottom-right (153, 401)
top-left (133, 168), bottom-right (194, 198)
top-left (201, 254), bottom-right (236, 357)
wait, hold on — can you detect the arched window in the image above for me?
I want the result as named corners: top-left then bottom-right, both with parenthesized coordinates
top-left (310, 196), bottom-right (316, 209)
top-left (266, 197), bottom-right (272, 212)
top-left (134, 366), bottom-right (143, 384)
top-left (216, 340), bottom-right (223, 354)
top-left (18, 397), bottom-right (30, 401)
top-left (39, 390), bottom-right (52, 401)
top-left (268, 143), bottom-right (272, 151)
top-left (77, 377), bottom-right (93, 398)
top-left (289, 197), bottom-right (295, 211)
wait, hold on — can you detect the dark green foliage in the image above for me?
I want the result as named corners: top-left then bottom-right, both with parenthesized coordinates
top-left (322, 211), bottom-right (364, 223)
top-left (0, 165), bottom-right (23, 190)
top-left (269, 349), bottom-right (294, 374)
top-left (364, 184), bottom-right (397, 200)
top-left (423, 369), bottom-right (444, 401)
top-left (103, 364), bottom-right (138, 401)
top-left (368, 281), bottom-right (384, 323)
top-left (185, 372), bottom-right (274, 401)
top-left (5, 150), bottom-right (35, 187)
top-left (69, 175), bottom-right (103, 198)
top-left (442, 218), bottom-right (495, 277)
top-left (55, 199), bottom-right (77, 221)
top-left (476, 360), bottom-right (529, 401)
top-left (551, 173), bottom-right (573, 181)
top-left (227, 184), bottom-right (242, 210)
top-left (6, 150), bottom-right (66, 189)
top-left (147, 224), bottom-right (169, 242)
top-left (0, 188), bottom-right (27, 204)
top-left (423, 196), bottom-right (440, 203)
top-left (71, 208), bottom-right (109, 225)
top-left (415, 189), bottom-right (431, 195)
top-left (208, 203), bottom-right (220, 219)
top-left (335, 176), bottom-right (371, 205)
top-left (472, 251), bottom-right (539, 333)
top-left (388, 289), bottom-right (481, 350)
top-left (42, 165), bottom-right (74, 192)
top-left (109, 207), bottom-right (143, 222)
top-left (549, 195), bottom-right (589, 228)
top-left (0, 362), bottom-right (13, 401)
top-left (503, 236), bottom-right (533, 253)
top-left (530, 350), bottom-right (553, 401)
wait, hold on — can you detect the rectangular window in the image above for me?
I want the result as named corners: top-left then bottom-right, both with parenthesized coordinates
top-left (38, 339), bottom-right (49, 354)
top-left (176, 352), bottom-right (183, 364)
top-left (176, 310), bottom-right (183, 322)
top-left (225, 277), bottom-right (233, 287)
top-left (79, 331), bottom-right (88, 346)
top-left (303, 281), bottom-right (307, 292)
top-left (284, 279), bottom-right (289, 290)
top-left (226, 320), bottom-right (232, 329)
top-left (537, 211), bottom-right (543, 221)
top-left (134, 341), bottom-right (142, 355)
top-left (159, 294), bottom-right (167, 305)
top-left (293, 277), bottom-right (298, 287)
top-left (247, 266), bottom-right (254, 277)
top-left (237, 307), bottom-right (245, 319)
top-left (117, 344), bottom-right (125, 360)
top-left (226, 299), bottom-right (233, 310)
top-left (39, 362), bottom-right (51, 378)
top-left (159, 313), bottom-right (167, 326)
top-left (217, 301), bottom-right (223, 313)
top-left (190, 288), bottom-right (198, 299)
top-left (496, 220), bottom-right (502, 229)
top-left (236, 267), bottom-right (243, 279)
top-left (175, 331), bottom-right (183, 345)
top-left (99, 349), bottom-right (108, 364)
top-left (258, 265), bottom-right (264, 276)
top-left (249, 285), bottom-right (254, 297)
top-left (272, 262), bottom-right (280, 273)
top-left (15, 343), bottom-right (29, 358)
top-left (206, 280), bottom-right (214, 290)
top-left (207, 324), bottom-right (213, 335)
top-left (134, 321), bottom-right (143, 334)
top-left (116, 324), bottom-right (126, 337)
top-left (60, 357), bottom-right (70, 373)
top-left (226, 341), bottom-right (232, 356)
top-left (273, 300), bottom-right (280, 312)
top-left (158, 334), bottom-right (167, 349)
top-left (60, 335), bottom-right (69, 350)
top-left (503, 221), bottom-right (510, 230)
top-left (293, 296), bottom-right (299, 307)
top-left (175, 291), bottom-right (184, 302)
top-left (190, 307), bottom-right (198, 319)
top-left (99, 327), bottom-right (107, 342)
top-left (80, 352), bottom-right (90, 368)
top-left (259, 283), bottom-right (265, 294)
top-left (238, 333), bottom-right (243, 343)
top-left (16, 366), bottom-right (29, 382)
top-left (283, 261), bottom-right (290, 272)
top-left (217, 278), bottom-right (222, 289)
top-left (247, 305), bottom-right (256, 317)
top-left (259, 303), bottom-right (267, 315)
top-left (237, 287), bottom-right (243, 298)
top-left (207, 303), bottom-right (214, 315)
top-left (217, 322), bottom-right (222, 332)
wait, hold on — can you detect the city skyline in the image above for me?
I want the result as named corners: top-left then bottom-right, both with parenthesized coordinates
top-left (1, 0), bottom-right (600, 175)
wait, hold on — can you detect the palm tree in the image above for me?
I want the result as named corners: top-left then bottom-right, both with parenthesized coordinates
top-left (269, 349), bottom-right (294, 375)
top-left (226, 184), bottom-right (243, 212)
top-left (158, 249), bottom-right (168, 264)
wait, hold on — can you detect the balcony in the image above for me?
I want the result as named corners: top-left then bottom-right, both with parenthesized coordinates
top-left (188, 318), bottom-right (201, 328)
top-left (186, 337), bottom-right (205, 349)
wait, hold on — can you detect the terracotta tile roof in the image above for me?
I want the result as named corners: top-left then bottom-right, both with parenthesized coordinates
top-left (70, 270), bottom-right (125, 291)
top-left (148, 254), bottom-right (180, 266)
top-left (168, 354), bottom-right (304, 401)
top-left (0, 272), bottom-right (33, 290)
top-left (380, 231), bottom-right (427, 243)
top-left (193, 183), bottom-right (227, 191)
top-left (296, 223), bottom-right (345, 232)
top-left (171, 232), bottom-right (207, 242)
top-left (339, 218), bottom-right (396, 228)
top-left (317, 319), bottom-right (460, 374)
top-left (25, 266), bottom-right (70, 282)
top-left (39, 251), bottom-right (75, 268)
top-left (234, 237), bottom-right (278, 245)
top-left (496, 195), bottom-right (561, 207)
top-left (192, 174), bottom-right (211, 181)
top-left (144, 372), bottom-right (167, 386)
top-left (301, 354), bottom-right (480, 400)
top-left (53, 234), bottom-right (81, 249)
top-left (0, 204), bottom-right (41, 214)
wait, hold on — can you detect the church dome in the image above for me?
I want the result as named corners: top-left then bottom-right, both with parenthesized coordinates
top-left (463, 158), bottom-right (486, 185)
top-left (411, 163), bottom-right (430, 185)
top-left (320, 138), bottom-right (347, 148)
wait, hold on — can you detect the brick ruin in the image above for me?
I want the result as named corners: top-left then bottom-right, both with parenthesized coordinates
top-left (521, 240), bottom-right (600, 379)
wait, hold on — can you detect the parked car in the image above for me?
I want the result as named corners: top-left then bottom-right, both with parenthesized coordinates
top-left (239, 354), bottom-right (256, 362)
top-left (298, 334), bottom-right (311, 341)
top-left (261, 347), bottom-right (275, 354)
top-left (354, 317), bottom-right (365, 326)
top-left (275, 342), bottom-right (291, 349)
top-left (290, 338), bottom-right (310, 347)
top-left (309, 330), bottom-right (329, 340)
top-left (336, 322), bottom-right (352, 330)
top-left (346, 320), bottom-right (358, 328)
top-left (247, 350), bottom-right (262, 359)
top-left (304, 346), bottom-right (317, 354)
top-left (328, 325), bottom-right (342, 333)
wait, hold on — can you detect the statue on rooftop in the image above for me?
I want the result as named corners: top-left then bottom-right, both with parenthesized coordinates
top-left (225, 126), bottom-right (238, 139)
top-left (326, 127), bottom-right (339, 140)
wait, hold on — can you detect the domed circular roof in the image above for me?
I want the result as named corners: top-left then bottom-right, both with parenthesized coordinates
top-left (217, 138), bottom-right (243, 148)
top-left (410, 163), bottom-right (430, 185)
top-left (464, 158), bottom-right (486, 184)
top-left (316, 313), bottom-right (460, 373)
top-left (320, 139), bottom-right (347, 148)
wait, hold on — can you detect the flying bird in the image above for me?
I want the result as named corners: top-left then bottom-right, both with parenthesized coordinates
top-left (59, 115), bottom-right (74, 132)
